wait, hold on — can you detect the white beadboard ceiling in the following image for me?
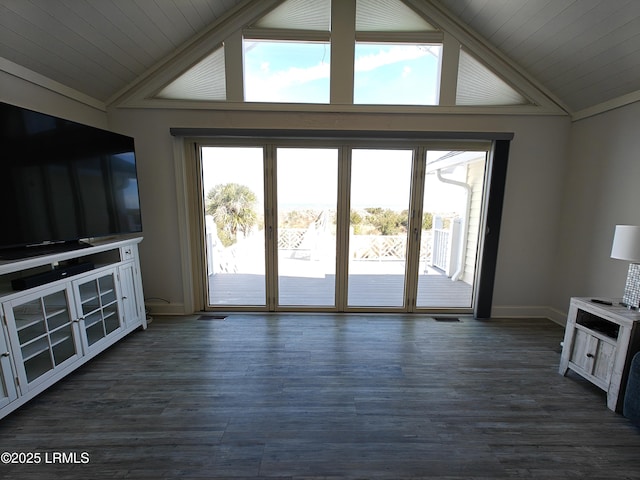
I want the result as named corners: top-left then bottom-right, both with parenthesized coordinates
top-left (0, 0), bottom-right (246, 103)
top-left (1, 0), bottom-right (639, 116)
top-left (436, 0), bottom-right (640, 114)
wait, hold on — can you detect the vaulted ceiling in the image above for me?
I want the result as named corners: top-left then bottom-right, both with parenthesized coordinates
top-left (438, 0), bottom-right (640, 116)
top-left (1, 0), bottom-right (639, 118)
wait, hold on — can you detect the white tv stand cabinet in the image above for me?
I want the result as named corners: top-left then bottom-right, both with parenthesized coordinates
top-left (0, 237), bottom-right (146, 420)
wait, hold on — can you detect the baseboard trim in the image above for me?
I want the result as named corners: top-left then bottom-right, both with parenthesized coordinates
top-left (491, 305), bottom-right (567, 325)
top-left (145, 301), bottom-right (187, 316)
top-left (545, 306), bottom-right (568, 326)
top-left (143, 302), bottom-right (570, 324)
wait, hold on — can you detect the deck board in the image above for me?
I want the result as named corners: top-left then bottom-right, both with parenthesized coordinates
top-left (209, 262), bottom-right (473, 308)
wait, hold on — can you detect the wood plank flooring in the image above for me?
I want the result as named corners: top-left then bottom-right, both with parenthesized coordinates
top-left (1, 314), bottom-right (640, 479)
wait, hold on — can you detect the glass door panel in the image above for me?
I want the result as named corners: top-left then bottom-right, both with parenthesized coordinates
top-left (348, 149), bottom-right (413, 307)
top-left (202, 147), bottom-right (266, 306)
top-left (277, 148), bottom-right (338, 306)
top-left (416, 150), bottom-right (487, 308)
top-left (5, 286), bottom-right (80, 388)
top-left (75, 272), bottom-right (122, 349)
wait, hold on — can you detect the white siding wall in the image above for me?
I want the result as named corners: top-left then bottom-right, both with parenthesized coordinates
top-left (462, 158), bottom-right (486, 285)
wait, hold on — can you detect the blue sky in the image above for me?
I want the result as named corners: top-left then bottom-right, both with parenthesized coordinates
top-left (201, 147), bottom-right (468, 215)
top-left (243, 41), bottom-right (441, 105)
top-left (244, 41), bottom-right (330, 103)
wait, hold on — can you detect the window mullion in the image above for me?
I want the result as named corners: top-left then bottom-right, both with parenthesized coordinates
top-left (225, 30), bottom-right (244, 102)
top-left (264, 144), bottom-right (278, 310)
top-left (354, 31), bottom-right (443, 43)
top-left (438, 32), bottom-right (460, 106)
top-left (243, 28), bottom-right (330, 42)
top-left (334, 145), bottom-right (352, 311)
top-left (330, 0), bottom-right (356, 104)
top-left (404, 147), bottom-right (427, 312)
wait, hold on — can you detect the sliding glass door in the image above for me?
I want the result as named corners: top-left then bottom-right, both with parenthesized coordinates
top-left (347, 149), bottom-right (413, 307)
top-left (199, 141), bottom-right (489, 312)
top-left (416, 151), bottom-right (487, 308)
top-left (202, 147), bottom-right (266, 306)
top-left (277, 148), bottom-right (338, 306)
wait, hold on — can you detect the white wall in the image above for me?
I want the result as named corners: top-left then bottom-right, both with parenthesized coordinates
top-left (0, 70), bottom-right (107, 128)
top-left (552, 101), bottom-right (640, 316)
top-left (107, 107), bottom-right (571, 317)
top-left (1, 70), bottom-right (578, 317)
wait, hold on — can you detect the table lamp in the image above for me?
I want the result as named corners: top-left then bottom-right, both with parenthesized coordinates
top-left (611, 225), bottom-right (640, 309)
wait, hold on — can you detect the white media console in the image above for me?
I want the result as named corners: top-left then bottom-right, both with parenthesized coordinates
top-left (0, 237), bottom-right (146, 419)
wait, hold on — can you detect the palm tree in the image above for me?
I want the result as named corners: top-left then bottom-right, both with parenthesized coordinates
top-left (205, 183), bottom-right (258, 246)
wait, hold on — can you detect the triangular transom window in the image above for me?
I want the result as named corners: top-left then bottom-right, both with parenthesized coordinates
top-left (356, 0), bottom-right (437, 32)
top-left (253, 0), bottom-right (330, 31)
top-left (156, 46), bottom-right (226, 101)
top-left (149, 0), bottom-right (541, 110)
top-left (456, 49), bottom-right (529, 106)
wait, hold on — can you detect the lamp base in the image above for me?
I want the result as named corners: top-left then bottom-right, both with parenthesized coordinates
top-left (622, 263), bottom-right (640, 310)
top-left (619, 302), bottom-right (639, 311)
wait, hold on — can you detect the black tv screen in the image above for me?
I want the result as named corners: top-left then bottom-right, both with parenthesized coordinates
top-left (0, 102), bottom-right (142, 255)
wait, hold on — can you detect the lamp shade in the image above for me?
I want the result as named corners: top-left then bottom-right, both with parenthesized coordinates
top-left (611, 225), bottom-right (640, 262)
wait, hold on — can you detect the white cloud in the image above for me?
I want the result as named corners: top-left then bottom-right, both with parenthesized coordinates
top-left (272, 62), bottom-right (330, 86)
top-left (245, 62), bottom-right (330, 102)
top-left (244, 44), bottom-right (440, 102)
top-left (354, 45), bottom-right (429, 73)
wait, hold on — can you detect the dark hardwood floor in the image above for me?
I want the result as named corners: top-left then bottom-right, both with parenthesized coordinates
top-left (1, 314), bottom-right (640, 479)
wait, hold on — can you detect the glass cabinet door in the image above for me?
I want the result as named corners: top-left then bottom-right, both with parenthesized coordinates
top-left (0, 322), bottom-right (17, 408)
top-left (75, 271), bottom-right (123, 350)
top-left (3, 285), bottom-right (81, 391)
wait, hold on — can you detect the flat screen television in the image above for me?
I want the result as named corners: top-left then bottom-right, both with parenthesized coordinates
top-left (0, 101), bottom-right (142, 259)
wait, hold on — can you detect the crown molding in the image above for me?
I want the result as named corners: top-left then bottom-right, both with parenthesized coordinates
top-left (1, 57), bottom-right (105, 112)
top-left (571, 90), bottom-right (640, 121)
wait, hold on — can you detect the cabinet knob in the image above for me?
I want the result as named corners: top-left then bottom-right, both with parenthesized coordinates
top-left (1, 352), bottom-right (9, 357)
top-left (586, 353), bottom-right (594, 358)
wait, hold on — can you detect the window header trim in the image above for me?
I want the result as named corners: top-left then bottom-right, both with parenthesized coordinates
top-left (169, 127), bottom-right (514, 142)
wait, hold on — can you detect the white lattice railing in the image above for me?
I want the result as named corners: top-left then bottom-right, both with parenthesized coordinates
top-left (431, 229), bottom-right (450, 270)
top-left (349, 232), bottom-right (433, 261)
top-left (420, 231), bottom-right (432, 261)
top-left (207, 221), bottom-right (438, 275)
top-left (278, 228), bottom-right (306, 249)
top-left (350, 235), bottom-right (406, 260)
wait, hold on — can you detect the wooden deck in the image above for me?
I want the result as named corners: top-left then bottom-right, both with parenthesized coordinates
top-left (2, 315), bottom-right (640, 479)
top-left (209, 262), bottom-right (473, 308)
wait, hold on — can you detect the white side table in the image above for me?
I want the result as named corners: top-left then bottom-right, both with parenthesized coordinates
top-left (559, 297), bottom-right (640, 412)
